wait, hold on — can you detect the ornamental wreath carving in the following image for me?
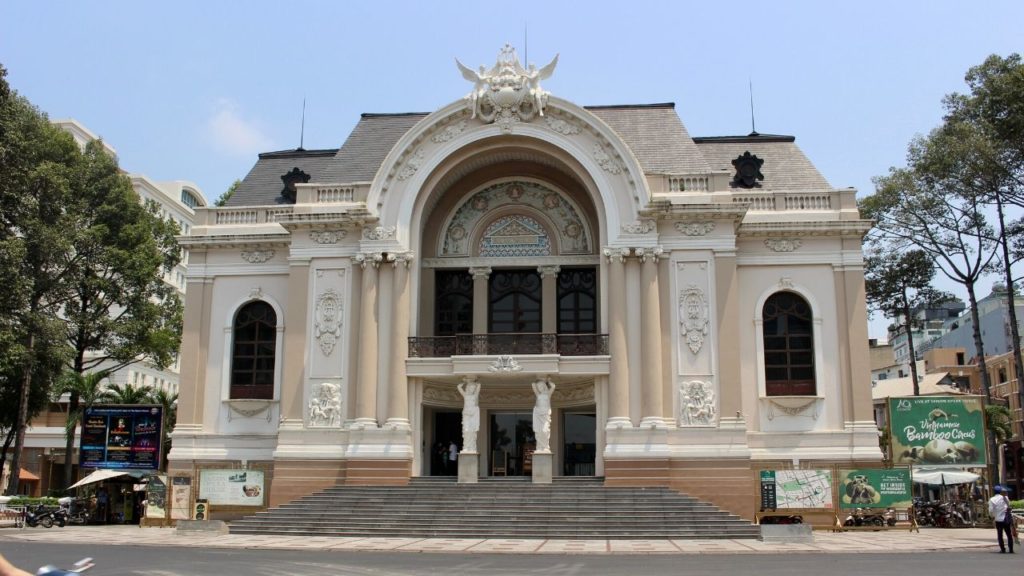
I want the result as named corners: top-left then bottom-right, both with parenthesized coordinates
top-left (674, 221), bottom-right (715, 236)
top-left (764, 239), bottom-right (802, 252)
top-left (678, 285), bottom-right (709, 354)
top-left (362, 226), bottom-right (396, 241)
top-left (679, 380), bottom-right (716, 426)
top-left (314, 289), bottom-right (343, 356)
top-left (310, 230), bottom-right (347, 244)
top-left (397, 148), bottom-right (424, 181)
top-left (308, 382), bottom-right (343, 428)
top-left (241, 249), bottom-right (275, 264)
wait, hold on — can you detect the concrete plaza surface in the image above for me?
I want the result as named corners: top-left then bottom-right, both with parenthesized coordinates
top-left (0, 525), bottom-right (1002, 555)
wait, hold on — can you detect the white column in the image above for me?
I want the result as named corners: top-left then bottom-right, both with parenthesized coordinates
top-left (539, 265), bottom-right (560, 336)
top-left (385, 251), bottom-right (413, 430)
top-left (470, 266), bottom-right (491, 336)
top-left (604, 247), bottom-right (632, 428)
top-left (352, 252), bottom-right (381, 428)
top-left (638, 247), bottom-right (665, 428)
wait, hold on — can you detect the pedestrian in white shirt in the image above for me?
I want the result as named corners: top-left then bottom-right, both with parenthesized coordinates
top-left (988, 485), bottom-right (1014, 554)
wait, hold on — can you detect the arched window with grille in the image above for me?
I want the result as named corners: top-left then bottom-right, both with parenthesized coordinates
top-left (230, 301), bottom-right (277, 399)
top-left (762, 292), bottom-right (816, 396)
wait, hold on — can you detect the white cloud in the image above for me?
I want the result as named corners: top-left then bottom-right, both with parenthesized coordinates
top-left (206, 99), bottom-right (274, 156)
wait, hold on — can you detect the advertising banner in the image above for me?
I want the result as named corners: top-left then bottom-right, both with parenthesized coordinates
top-left (198, 469), bottom-right (265, 506)
top-left (838, 469), bottom-right (913, 509)
top-left (170, 477), bottom-right (192, 521)
top-left (888, 396), bottom-right (987, 467)
top-left (80, 405), bottom-right (163, 470)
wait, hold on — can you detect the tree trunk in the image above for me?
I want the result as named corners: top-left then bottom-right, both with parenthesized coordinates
top-left (995, 194), bottom-right (1024, 439)
top-left (6, 332), bottom-right (34, 496)
top-left (63, 350), bottom-right (87, 489)
top-left (901, 288), bottom-right (921, 396)
top-left (966, 282), bottom-right (1000, 487)
top-left (0, 426), bottom-right (16, 488)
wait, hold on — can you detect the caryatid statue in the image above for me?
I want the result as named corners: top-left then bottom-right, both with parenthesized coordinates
top-left (457, 377), bottom-right (481, 453)
top-left (532, 378), bottom-right (556, 453)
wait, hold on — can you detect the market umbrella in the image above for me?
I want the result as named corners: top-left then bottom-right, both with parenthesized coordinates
top-left (911, 469), bottom-right (980, 485)
top-left (67, 469), bottom-right (130, 490)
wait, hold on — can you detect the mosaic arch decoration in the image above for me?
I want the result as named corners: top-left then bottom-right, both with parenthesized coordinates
top-left (441, 181), bottom-right (591, 257)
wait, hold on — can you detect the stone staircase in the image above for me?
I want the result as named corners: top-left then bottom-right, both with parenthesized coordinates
top-left (229, 477), bottom-right (758, 539)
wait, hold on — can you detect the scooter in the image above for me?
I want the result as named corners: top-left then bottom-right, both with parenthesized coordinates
top-left (56, 497), bottom-right (91, 526)
top-left (24, 504), bottom-right (58, 528)
top-left (37, 558), bottom-right (93, 575)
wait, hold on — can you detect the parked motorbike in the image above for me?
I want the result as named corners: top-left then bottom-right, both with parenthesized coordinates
top-left (56, 497), bottom-right (91, 526)
top-left (843, 507), bottom-right (885, 528)
top-left (24, 504), bottom-right (58, 528)
top-left (759, 514), bottom-right (803, 524)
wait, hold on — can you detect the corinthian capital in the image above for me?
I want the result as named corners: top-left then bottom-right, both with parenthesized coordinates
top-left (635, 246), bottom-right (664, 264)
top-left (602, 247), bottom-right (632, 263)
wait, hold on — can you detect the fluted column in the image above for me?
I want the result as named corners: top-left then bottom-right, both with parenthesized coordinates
top-left (539, 265), bottom-right (560, 335)
top-left (470, 266), bottom-right (491, 335)
top-left (638, 247), bottom-right (665, 428)
top-left (386, 252), bottom-right (413, 429)
top-left (604, 247), bottom-right (632, 428)
top-left (353, 252), bottom-right (381, 428)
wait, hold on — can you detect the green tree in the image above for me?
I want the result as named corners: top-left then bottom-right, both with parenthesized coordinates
top-left (149, 388), bottom-right (178, 467)
top-left (51, 369), bottom-right (114, 479)
top-left (943, 55), bottom-right (1024, 424)
top-left (0, 64), bottom-right (79, 495)
top-left (987, 404), bottom-right (1013, 445)
top-left (214, 179), bottom-right (240, 207)
top-left (57, 138), bottom-right (183, 488)
top-left (865, 249), bottom-right (952, 396)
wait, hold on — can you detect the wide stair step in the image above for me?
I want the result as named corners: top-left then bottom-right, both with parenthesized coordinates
top-left (229, 477), bottom-right (758, 540)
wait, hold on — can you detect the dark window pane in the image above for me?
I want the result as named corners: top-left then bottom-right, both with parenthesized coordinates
top-left (231, 301), bottom-right (277, 399)
top-left (762, 292), bottom-right (815, 396)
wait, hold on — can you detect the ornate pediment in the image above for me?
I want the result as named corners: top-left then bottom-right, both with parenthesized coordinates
top-left (457, 44), bottom-right (559, 132)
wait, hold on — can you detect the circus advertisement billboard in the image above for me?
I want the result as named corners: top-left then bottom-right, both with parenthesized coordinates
top-left (80, 405), bottom-right (163, 470)
top-left (838, 469), bottom-right (913, 509)
top-left (888, 396), bottom-right (987, 467)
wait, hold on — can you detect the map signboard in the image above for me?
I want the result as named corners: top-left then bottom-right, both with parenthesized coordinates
top-left (762, 470), bottom-right (833, 509)
top-left (838, 468), bottom-right (912, 509)
top-left (198, 469), bottom-right (265, 506)
top-left (80, 405), bottom-right (163, 470)
top-left (888, 396), bottom-right (987, 467)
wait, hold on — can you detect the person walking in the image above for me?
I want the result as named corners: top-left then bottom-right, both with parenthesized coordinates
top-left (448, 440), bottom-right (459, 475)
top-left (988, 485), bottom-right (1015, 553)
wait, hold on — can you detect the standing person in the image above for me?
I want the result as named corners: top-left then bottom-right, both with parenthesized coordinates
top-left (988, 485), bottom-right (1015, 553)
top-left (96, 486), bottom-right (109, 524)
top-left (448, 440), bottom-right (459, 475)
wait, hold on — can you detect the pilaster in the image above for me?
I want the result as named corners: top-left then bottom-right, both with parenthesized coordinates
top-left (638, 247), bottom-right (665, 428)
top-left (604, 247), bottom-right (631, 428)
top-left (353, 252), bottom-right (381, 428)
top-left (386, 251), bottom-right (414, 430)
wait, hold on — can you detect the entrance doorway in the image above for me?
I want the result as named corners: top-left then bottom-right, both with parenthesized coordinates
top-left (489, 412), bottom-right (534, 477)
top-left (562, 412), bottom-right (596, 476)
top-left (431, 410), bottom-right (461, 476)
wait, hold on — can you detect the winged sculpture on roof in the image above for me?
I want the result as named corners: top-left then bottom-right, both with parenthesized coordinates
top-left (456, 44), bottom-right (558, 131)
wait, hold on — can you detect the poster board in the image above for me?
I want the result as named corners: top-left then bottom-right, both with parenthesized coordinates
top-left (170, 477), bottom-right (192, 520)
top-left (759, 469), bottom-right (833, 510)
top-left (198, 469), bottom-right (265, 506)
top-left (838, 468), bottom-right (912, 509)
top-left (145, 474), bottom-right (168, 519)
top-left (80, 405), bottom-right (163, 470)
top-left (888, 396), bottom-right (987, 466)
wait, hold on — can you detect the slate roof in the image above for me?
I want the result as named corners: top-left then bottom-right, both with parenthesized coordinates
top-left (586, 104), bottom-right (710, 174)
top-left (225, 148), bottom-right (339, 207)
top-left (694, 134), bottom-right (832, 190)
top-left (225, 105), bottom-right (831, 206)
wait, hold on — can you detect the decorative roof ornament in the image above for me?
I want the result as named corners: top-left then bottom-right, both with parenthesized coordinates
top-left (280, 167), bottom-right (311, 203)
top-left (456, 44), bottom-right (559, 132)
top-left (730, 151), bottom-right (764, 188)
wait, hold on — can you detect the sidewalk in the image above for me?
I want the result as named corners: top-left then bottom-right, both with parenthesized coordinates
top-left (0, 525), bottom-right (1001, 555)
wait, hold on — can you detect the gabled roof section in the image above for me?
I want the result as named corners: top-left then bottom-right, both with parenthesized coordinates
top-left (585, 103), bottom-right (710, 174)
top-left (694, 134), bottom-right (831, 190)
top-left (225, 148), bottom-right (338, 207)
top-left (318, 113), bottom-right (430, 184)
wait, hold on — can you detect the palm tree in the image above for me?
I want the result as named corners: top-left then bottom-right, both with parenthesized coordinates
top-left (986, 404), bottom-right (1013, 444)
top-left (102, 382), bottom-right (154, 405)
top-left (52, 369), bottom-right (113, 487)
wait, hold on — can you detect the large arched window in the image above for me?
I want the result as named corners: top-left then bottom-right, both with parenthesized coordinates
top-left (230, 301), bottom-right (277, 399)
top-left (762, 292), bottom-right (815, 396)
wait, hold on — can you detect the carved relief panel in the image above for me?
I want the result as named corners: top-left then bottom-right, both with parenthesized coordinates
top-left (675, 261), bottom-right (714, 377)
top-left (310, 267), bottom-right (349, 379)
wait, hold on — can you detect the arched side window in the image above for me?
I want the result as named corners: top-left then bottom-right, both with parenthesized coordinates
top-left (230, 301), bottom-right (277, 399)
top-left (762, 292), bottom-right (815, 396)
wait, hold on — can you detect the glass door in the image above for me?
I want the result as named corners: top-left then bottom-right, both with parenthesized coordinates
top-left (489, 412), bottom-right (534, 476)
top-left (562, 412), bottom-right (596, 476)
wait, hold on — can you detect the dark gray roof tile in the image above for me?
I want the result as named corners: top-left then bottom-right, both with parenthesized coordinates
top-left (694, 136), bottom-right (831, 190)
top-left (226, 148), bottom-right (338, 207)
top-left (586, 103), bottom-right (710, 174)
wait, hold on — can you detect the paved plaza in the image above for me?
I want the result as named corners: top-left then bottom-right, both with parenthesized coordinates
top-left (0, 525), bottom-right (1001, 555)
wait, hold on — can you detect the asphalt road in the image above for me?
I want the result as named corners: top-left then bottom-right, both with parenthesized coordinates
top-left (0, 541), bottom-right (1017, 576)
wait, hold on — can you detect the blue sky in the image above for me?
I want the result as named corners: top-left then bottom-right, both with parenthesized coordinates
top-left (1, 1), bottom-right (1021, 338)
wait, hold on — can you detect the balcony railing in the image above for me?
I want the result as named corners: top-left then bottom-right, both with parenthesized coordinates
top-left (409, 333), bottom-right (609, 358)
